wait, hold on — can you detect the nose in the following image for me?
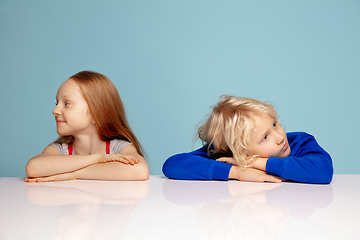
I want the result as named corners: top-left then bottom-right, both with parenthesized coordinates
top-left (52, 104), bottom-right (61, 116)
top-left (276, 132), bottom-right (284, 145)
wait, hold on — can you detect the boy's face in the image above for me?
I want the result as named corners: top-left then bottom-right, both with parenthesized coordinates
top-left (250, 114), bottom-right (291, 158)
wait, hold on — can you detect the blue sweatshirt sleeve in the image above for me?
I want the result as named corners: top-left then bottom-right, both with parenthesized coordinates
top-left (162, 147), bottom-right (232, 180)
top-left (266, 132), bottom-right (334, 184)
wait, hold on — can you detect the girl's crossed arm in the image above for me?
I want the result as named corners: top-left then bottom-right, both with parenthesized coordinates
top-left (25, 145), bottom-right (149, 182)
top-left (74, 145), bottom-right (149, 181)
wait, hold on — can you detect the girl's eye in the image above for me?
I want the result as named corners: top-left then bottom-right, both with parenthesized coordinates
top-left (55, 102), bottom-right (58, 106)
top-left (273, 122), bottom-right (277, 127)
top-left (262, 135), bottom-right (268, 141)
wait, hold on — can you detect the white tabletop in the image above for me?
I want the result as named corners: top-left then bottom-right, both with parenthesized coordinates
top-left (0, 175), bottom-right (359, 240)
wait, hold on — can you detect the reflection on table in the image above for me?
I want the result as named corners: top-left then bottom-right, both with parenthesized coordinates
top-left (0, 175), bottom-right (359, 240)
top-left (26, 180), bottom-right (149, 240)
top-left (162, 180), bottom-right (333, 240)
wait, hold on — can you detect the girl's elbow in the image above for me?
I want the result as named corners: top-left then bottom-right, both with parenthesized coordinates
top-left (25, 155), bottom-right (44, 178)
top-left (133, 164), bottom-right (150, 181)
top-left (139, 168), bottom-right (150, 181)
top-left (135, 157), bottom-right (150, 180)
top-left (25, 162), bottom-right (37, 178)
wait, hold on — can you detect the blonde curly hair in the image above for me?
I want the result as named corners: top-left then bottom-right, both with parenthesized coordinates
top-left (197, 95), bottom-right (278, 167)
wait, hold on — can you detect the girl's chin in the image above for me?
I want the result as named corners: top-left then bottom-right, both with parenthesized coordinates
top-left (57, 131), bottom-right (69, 136)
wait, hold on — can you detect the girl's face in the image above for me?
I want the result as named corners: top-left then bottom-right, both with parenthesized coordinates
top-left (250, 114), bottom-right (291, 158)
top-left (52, 78), bottom-right (95, 137)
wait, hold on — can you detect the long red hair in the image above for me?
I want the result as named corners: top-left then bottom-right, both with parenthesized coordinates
top-left (55, 71), bottom-right (145, 157)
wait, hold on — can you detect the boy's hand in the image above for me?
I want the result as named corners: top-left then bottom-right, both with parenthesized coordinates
top-left (217, 157), bottom-right (268, 171)
top-left (217, 157), bottom-right (238, 166)
top-left (229, 166), bottom-right (282, 183)
top-left (249, 158), bottom-right (268, 171)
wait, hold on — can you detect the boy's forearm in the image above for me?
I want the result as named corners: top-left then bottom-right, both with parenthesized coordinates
top-left (266, 155), bottom-right (333, 184)
top-left (229, 166), bottom-right (281, 183)
top-left (250, 158), bottom-right (268, 171)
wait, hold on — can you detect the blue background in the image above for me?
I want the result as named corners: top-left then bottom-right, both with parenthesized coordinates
top-left (1, 0), bottom-right (359, 177)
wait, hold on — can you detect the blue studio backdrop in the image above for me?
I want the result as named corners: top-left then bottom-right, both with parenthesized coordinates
top-left (0, 0), bottom-right (359, 177)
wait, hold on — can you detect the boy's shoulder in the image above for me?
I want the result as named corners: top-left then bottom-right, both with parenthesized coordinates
top-left (286, 132), bottom-right (315, 143)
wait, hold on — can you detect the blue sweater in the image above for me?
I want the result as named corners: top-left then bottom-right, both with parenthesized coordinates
top-left (162, 132), bottom-right (333, 184)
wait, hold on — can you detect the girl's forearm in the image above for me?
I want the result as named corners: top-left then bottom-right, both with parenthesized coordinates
top-left (75, 161), bottom-right (149, 181)
top-left (26, 154), bottom-right (100, 178)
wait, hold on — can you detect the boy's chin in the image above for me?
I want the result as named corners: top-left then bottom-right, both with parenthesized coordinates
top-left (279, 150), bottom-right (291, 158)
top-left (270, 152), bottom-right (291, 158)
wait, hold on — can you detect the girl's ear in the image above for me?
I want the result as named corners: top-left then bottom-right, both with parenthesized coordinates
top-left (90, 115), bottom-right (96, 125)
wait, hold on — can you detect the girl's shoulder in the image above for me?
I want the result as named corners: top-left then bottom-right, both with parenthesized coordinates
top-left (51, 139), bottom-right (132, 155)
top-left (109, 139), bottom-right (132, 154)
top-left (50, 142), bottom-right (70, 155)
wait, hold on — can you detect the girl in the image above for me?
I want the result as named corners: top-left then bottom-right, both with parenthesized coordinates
top-left (25, 71), bottom-right (149, 182)
top-left (162, 96), bottom-right (333, 184)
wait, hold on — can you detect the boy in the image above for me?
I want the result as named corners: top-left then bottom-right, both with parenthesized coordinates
top-left (163, 96), bottom-right (333, 184)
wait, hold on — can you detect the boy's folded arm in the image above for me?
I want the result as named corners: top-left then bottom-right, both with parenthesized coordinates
top-left (162, 149), bottom-right (232, 181)
top-left (163, 149), bottom-right (281, 183)
top-left (265, 132), bottom-right (334, 184)
top-left (266, 153), bottom-right (333, 184)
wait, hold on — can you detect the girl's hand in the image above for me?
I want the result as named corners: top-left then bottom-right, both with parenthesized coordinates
top-left (229, 166), bottom-right (282, 183)
top-left (24, 172), bottom-right (77, 182)
top-left (98, 154), bottom-right (140, 165)
top-left (217, 157), bottom-right (238, 166)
